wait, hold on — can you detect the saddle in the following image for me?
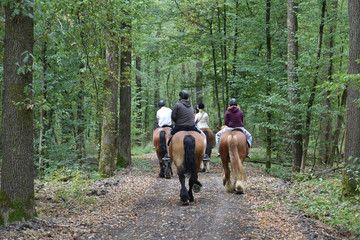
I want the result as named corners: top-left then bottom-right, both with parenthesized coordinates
top-left (230, 127), bottom-right (244, 133)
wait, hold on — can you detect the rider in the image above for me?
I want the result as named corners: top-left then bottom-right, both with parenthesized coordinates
top-left (195, 103), bottom-right (209, 129)
top-left (163, 90), bottom-right (210, 160)
top-left (215, 98), bottom-right (252, 157)
top-left (156, 100), bottom-right (172, 128)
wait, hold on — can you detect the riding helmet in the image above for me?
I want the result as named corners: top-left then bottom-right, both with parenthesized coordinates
top-left (198, 103), bottom-right (205, 109)
top-left (179, 90), bottom-right (189, 99)
top-left (158, 100), bottom-right (166, 107)
top-left (229, 98), bottom-right (238, 106)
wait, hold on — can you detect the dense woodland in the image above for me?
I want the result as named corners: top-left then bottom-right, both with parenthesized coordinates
top-left (0, 0), bottom-right (360, 232)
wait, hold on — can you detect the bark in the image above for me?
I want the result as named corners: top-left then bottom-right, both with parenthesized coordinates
top-left (195, 61), bottom-right (203, 105)
top-left (320, 0), bottom-right (339, 165)
top-left (135, 55), bottom-right (142, 144)
top-left (287, 0), bottom-right (302, 172)
top-left (209, 20), bottom-right (222, 126)
top-left (118, 20), bottom-right (132, 167)
top-left (301, 0), bottom-right (326, 171)
top-left (343, 0), bottom-right (360, 197)
top-left (99, 42), bottom-right (119, 176)
top-left (1, 2), bottom-right (35, 225)
top-left (265, 0), bottom-right (272, 169)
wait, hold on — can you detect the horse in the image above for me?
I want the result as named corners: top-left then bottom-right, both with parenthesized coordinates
top-left (169, 131), bottom-right (205, 205)
top-left (153, 126), bottom-right (172, 178)
top-left (199, 128), bottom-right (214, 172)
top-left (218, 128), bottom-right (248, 194)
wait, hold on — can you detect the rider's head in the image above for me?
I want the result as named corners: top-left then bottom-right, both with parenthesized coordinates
top-left (229, 98), bottom-right (238, 106)
top-left (179, 90), bottom-right (189, 100)
top-left (198, 103), bottom-right (205, 109)
top-left (158, 100), bottom-right (166, 107)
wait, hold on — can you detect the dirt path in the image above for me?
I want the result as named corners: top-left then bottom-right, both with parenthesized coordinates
top-left (89, 154), bottom-right (348, 240)
top-left (0, 153), bottom-right (352, 239)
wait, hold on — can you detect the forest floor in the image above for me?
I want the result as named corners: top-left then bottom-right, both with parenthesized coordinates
top-left (0, 152), bottom-right (355, 240)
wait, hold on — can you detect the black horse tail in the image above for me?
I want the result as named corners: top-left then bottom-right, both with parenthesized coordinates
top-left (183, 135), bottom-right (196, 174)
top-left (159, 130), bottom-right (167, 157)
top-left (203, 130), bottom-right (211, 157)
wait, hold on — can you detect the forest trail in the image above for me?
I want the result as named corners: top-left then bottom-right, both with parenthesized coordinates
top-left (89, 153), bottom-right (347, 240)
top-left (0, 153), bottom-right (351, 239)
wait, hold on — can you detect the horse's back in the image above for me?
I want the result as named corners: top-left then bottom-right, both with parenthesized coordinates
top-left (169, 131), bottom-right (205, 169)
top-left (219, 130), bottom-right (248, 159)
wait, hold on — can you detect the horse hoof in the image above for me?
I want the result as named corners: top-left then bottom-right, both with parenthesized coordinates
top-left (165, 174), bottom-right (171, 179)
top-left (182, 200), bottom-right (190, 206)
top-left (193, 184), bottom-right (201, 193)
top-left (200, 168), bottom-right (205, 172)
top-left (158, 173), bottom-right (165, 178)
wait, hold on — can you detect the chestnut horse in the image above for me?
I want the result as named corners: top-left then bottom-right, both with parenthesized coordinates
top-left (169, 131), bottom-right (205, 205)
top-left (153, 127), bottom-right (172, 178)
top-left (199, 128), bottom-right (214, 172)
top-left (218, 129), bottom-right (248, 194)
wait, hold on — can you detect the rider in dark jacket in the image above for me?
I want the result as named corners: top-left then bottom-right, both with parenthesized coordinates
top-left (163, 90), bottom-right (209, 160)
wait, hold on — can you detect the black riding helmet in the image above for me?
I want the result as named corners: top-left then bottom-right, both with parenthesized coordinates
top-left (198, 103), bottom-right (205, 109)
top-left (179, 90), bottom-right (189, 99)
top-left (158, 100), bottom-right (166, 107)
top-left (229, 98), bottom-right (238, 106)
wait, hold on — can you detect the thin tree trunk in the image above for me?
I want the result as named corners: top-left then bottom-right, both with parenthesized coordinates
top-left (1, 1), bottom-right (35, 224)
top-left (135, 55), bottom-right (142, 144)
top-left (301, 0), bottom-right (326, 171)
top-left (287, 0), bottom-right (303, 172)
top-left (209, 20), bottom-right (222, 126)
top-left (265, 0), bottom-right (272, 169)
top-left (196, 61), bottom-right (203, 105)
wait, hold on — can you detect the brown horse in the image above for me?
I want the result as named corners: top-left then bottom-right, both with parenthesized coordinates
top-left (169, 131), bottom-right (205, 205)
top-left (153, 127), bottom-right (172, 178)
top-left (199, 128), bottom-right (214, 172)
top-left (218, 129), bottom-right (248, 194)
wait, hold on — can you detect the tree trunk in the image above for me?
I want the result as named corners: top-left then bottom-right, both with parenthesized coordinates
top-left (195, 61), bottom-right (203, 105)
top-left (99, 42), bottom-right (119, 176)
top-left (321, 0), bottom-right (339, 165)
top-left (287, 0), bottom-right (303, 172)
top-left (301, 0), bottom-right (326, 171)
top-left (209, 20), bottom-right (222, 126)
top-left (1, 2), bottom-right (35, 225)
top-left (265, 0), bottom-right (272, 169)
top-left (343, 0), bottom-right (360, 197)
top-left (135, 55), bottom-right (142, 144)
top-left (118, 20), bottom-right (132, 167)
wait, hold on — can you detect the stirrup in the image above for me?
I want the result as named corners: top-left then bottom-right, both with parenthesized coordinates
top-left (162, 154), bottom-right (171, 161)
top-left (203, 154), bottom-right (210, 160)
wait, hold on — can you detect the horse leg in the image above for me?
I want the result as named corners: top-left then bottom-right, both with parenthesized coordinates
top-left (178, 169), bottom-right (189, 205)
top-left (200, 161), bottom-right (205, 172)
top-left (188, 173), bottom-right (202, 202)
top-left (222, 159), bottom-right (233, 193)
top-left (158, 160), bottom-right (165, 178)
top-left (164, 159), bottom-right (172, 179)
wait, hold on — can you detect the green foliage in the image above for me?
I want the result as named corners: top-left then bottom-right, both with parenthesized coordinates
top-left (290, 178), bottom-right (360, 235)
top-left (264, 164), bottom-right (292, 181)
top-left (132, 143), bottom-right (156, 155)
top-left (41, 169), bottom-right (103, 207)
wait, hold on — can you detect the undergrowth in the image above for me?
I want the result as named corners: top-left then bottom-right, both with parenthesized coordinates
top-left (289, 178), bottom-right (360, 236)
top-left (264, 163), bottom-right (360, 237)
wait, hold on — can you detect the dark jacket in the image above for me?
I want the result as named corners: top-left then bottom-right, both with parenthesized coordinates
top-left (171, 99), bottom-right (195, 126)
top-left (224, 106), bottom-right (244, 128)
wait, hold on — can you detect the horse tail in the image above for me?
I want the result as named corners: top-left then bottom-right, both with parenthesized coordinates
top-left (159, 130), bottom-right (167, 157)
top-left (203, 130), bottom-right (211, 157)
top-left (227, 134), bottom-right (247, 181)
top-left (183, 135), bottom-right (196, 175)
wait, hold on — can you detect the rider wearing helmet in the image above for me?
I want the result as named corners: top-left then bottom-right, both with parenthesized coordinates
top-left (156, 100), bottom-right (172, 128)
top-left (163, 90), bottom-right (209, 160)
top-left (216, 98), bottom-right (252, 157)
